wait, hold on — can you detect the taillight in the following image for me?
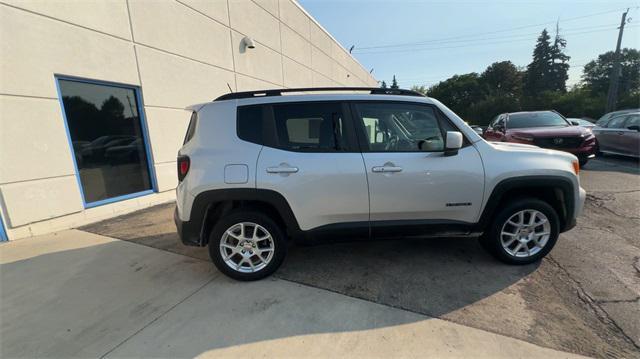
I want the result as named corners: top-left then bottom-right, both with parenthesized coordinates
top-left (177, 155), bottom-right (190, 181)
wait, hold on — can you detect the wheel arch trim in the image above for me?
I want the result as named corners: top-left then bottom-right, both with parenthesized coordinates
top-left (188, 188), bottom-right (301, 246)
top-left (476, 175), bottom-right (576, 233)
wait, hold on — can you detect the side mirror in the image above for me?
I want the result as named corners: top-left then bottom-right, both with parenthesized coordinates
top-left (627, 125), bottom-right (640, 131)
top-left (444, 131), bottom-right (463, 156)
top-left (570, 120), bottom-right (580, 126)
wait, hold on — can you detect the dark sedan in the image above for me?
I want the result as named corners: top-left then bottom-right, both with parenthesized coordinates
top-left (483, 111), bottom-right (597, 166)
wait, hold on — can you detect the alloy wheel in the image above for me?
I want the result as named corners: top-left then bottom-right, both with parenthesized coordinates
top-left (219, 222), bottom-right (275, 273)
top-left (500, 209), bottom-right (551, 258)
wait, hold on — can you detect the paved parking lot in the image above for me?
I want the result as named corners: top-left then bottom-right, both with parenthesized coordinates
top-left (1, 230), bottom-right (585, 358)
top-left (73, 155), bottom-right (639, 357)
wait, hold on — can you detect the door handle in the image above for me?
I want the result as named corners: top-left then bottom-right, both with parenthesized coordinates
top-left (266, 166), bottom-right (299, 174)
top-left (372, 166), bottom-right (403, 173)
top-left (617, 131), bottom-right (625, 135)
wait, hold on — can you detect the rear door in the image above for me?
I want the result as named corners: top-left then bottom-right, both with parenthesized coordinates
top-left (256, 102), bottom-right (370, 236)
top-left (352, 101), bottom-right (484, 239)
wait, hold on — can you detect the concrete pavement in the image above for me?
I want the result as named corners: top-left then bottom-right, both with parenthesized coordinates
top-left (0, 230), bottom-right (582, 358)
top-left (81, 155), bottom-right (640, 358)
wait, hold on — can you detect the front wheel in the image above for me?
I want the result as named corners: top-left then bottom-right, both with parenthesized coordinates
top-left (208, 210), bottom-right (287, 281)
top-left (479, 198), bottom-right (560, 264)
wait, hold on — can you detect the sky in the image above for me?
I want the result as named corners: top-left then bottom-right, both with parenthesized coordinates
top-left (298, 0), bottom-right (640, 89)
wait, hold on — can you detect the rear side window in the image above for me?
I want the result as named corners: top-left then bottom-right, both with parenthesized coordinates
top-left (237, 105), bottom-right (264, 145)
top-left (183, 111), bottom-right (198, 144)
top-left (273, 103), bottom-right (347, 152)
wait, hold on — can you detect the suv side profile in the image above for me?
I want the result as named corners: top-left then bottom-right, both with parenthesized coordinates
top-left (175, 88), bottom-right (586, 281)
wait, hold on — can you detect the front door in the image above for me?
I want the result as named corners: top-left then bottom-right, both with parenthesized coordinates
top-left (620, 114), bottom-right (640, 156)
top-left (256, 102), bottom-right (369, 236)
top-left (596, 115), bottom-right (630, 154)
top-left (352, 101), bottom-right (485, 238)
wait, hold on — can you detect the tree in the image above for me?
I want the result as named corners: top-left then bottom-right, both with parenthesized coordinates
top-left (480, 61), bottom-right (523, 99)
top-left (410, 85), bottom-right (428, 95)
top-left (390, 75), bottom-right (399, 89)
top-left (582, 48), bottom-right (640, 97)
top-left (427, 73), bottom-right (483, 120)
top-left (380, 80), bottom-right (388, 89)
top-left (100, 96), bottom-right (125, 121)
top-left (523, 28), bottom-right (570, 96)
top-left (549, 24), bottom-right (570, 92)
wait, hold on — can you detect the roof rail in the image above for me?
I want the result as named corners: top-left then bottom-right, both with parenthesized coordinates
top-left (213, 87), bottom-right (425, 101)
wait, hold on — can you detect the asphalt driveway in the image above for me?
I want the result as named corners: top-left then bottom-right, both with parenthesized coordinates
top-left (80, 154), bottom-right (640, 358)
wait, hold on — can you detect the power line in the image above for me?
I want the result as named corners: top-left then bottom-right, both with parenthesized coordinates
top-left (356, 6), bottom-right (637, 51)
top-left (354, 22), bottom-right (622, 53)
top-left (355, 25), bottom-right (639, 55)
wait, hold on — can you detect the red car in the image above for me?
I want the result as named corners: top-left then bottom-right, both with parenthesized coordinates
top-left (483, 111), bottom-right (597, 166)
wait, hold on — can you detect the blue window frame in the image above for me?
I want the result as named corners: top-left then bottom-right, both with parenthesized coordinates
top-left (0, 215), bottom-right (7, 242)
top-left (55, 75), bottom-right (157, 208)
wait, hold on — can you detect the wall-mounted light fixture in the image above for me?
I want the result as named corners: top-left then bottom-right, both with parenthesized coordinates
top-left (241, 36), bottom-right (255, 50)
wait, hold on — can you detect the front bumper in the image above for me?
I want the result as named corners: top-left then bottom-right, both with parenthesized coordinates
top-left (538, 137), bottom-right (597, 158)
top-left (577, 186), bottom-right (586, 217)
top-left (174, 207), bottom-right (202, 246)
top-left (563, 186), bottom-right (586, 232)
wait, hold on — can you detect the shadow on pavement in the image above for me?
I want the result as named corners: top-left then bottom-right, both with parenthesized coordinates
top-left (584, 154), bottom-right (639, 174)
top-left (79, 203), bottom-right (633, 357)
top-left (82, 203), bottom-right (537, 320)
top-left (0, 232), bottom-right (531, 358)
top-left (280, 237), bottom-right (537, 318)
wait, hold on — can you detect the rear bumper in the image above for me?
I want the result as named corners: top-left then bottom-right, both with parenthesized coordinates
top-left (174, 207), bottom-right (203, 246)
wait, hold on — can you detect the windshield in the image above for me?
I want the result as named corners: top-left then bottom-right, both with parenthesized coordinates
top-left (576, 119), bottom-right (593, 126)
top-left (507, 112), bottom-right (569, 129)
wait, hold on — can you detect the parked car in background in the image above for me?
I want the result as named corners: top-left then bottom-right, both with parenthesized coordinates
top-left (105, 138), bottom-right (145, 164)
top-left (592, 112), bottom-right (640, 158)
top-left (595, 109), bottom-right (640, 127)
top-left (568, 118), bottom-right (596, 129)
top-left (483, 111), bottom-right (596, 166)
top-left (470, 125), bottom-right (484, 135)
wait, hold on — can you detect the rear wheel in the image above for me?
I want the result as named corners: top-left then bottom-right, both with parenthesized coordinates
top-left (479, 197), bottom-right (559, 264)
top-left (208, 210), bottom-right (287, 281)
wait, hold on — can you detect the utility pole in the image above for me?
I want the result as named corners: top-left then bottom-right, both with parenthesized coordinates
top-left (605, 8), bottom-right (629, 113)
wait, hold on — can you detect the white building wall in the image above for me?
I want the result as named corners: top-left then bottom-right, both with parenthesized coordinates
top-left (0, 0), bottom-right (377, 240)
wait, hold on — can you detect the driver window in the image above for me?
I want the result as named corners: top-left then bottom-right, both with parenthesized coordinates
top-left (626, 115), bottom-right (640, 128)
top-left (606, 116), bottom-right (627, 129)
top-left (355, 103), bottom-right (452, 152)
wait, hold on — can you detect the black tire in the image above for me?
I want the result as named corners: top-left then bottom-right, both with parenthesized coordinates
top-left (208, 210), bottom-right (287, 281)
top-left (479, 197), bottom-right (560, 265)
